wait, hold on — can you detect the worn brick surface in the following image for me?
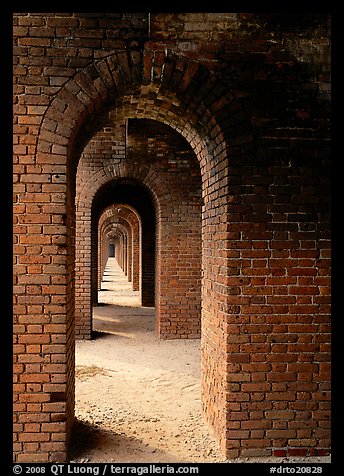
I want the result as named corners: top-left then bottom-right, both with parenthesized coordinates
top-left (13, 12), bottom-right (331, 462)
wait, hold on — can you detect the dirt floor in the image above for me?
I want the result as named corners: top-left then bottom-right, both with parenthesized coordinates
top-left (69, 258), bottom-right (331, 465)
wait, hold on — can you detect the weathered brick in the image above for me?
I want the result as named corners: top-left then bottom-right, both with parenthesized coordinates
top-left (13, 12), bottom-right (331, 464)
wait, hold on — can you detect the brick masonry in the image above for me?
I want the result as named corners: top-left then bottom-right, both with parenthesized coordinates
top-left (75, 117), bottom-right (202, 339)
top-left (13, 13), bottom-right (331, 461)
top-left (98, 204), bottom-right (141, 293)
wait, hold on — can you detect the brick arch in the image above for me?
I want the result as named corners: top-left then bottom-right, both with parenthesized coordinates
top-left (100, 217), bottom-right (131, 279)
top-left (35, 49), bottom-right (254, 459)
top-left (98, 204), bottom-right (141, 292)
top-left (76, 150), bottom-right (172, 213)
top-left (102, 220), bottom-right (130, 275)
top-left (37, 50), bottom-right (253, 183)
top-left (98, 203), bottom-right (141, 291)
top-left (75, 155), bottom-right (174, 337)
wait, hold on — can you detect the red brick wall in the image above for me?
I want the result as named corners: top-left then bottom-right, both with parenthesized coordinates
top-left (13, 13), bottom-right (331, 462)
top-left (127, 119), bottom-right (202, 338)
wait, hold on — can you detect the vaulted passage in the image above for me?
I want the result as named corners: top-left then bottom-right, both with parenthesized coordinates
top-left (95, 257), bottom-right (141, 309)
top-left (77, 178), bottom-right (158, 337)
top-left (75, 118), bottom-right (203, 339)
top-left (72, 258), bottom-right (223, 462)
top-left (13, 13), bottom-right (331, 463)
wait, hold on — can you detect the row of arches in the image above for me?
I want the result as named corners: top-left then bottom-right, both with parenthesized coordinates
top-left (44, 50), bottom-right (246, 456)
top-left (98, 204), bottom-right (141, 294)
top-left (12, 12), bottom-right (332, 462)
top-left (75, 115), bottom-right (203, 339)
top-left (15, 40), bottom-right (330, 461)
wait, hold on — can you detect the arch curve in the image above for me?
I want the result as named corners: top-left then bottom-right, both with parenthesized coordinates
top-left (37, 50), bottom-right (254, 182)
top-left (98, 204), bottom-right (141, 292)
top-left (35, 47), bottom-right (254, 461)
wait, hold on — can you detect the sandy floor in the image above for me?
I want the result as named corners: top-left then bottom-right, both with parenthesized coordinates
top-left (69, 258), bottom-right (331, 465)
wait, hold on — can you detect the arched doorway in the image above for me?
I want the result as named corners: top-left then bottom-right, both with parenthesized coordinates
top-left (98, 204), bottom-right (141, 292)
top-left (90, 180), bottom-right (158, 313)
top-left (27, 50), bottom-right (254, 460)
top-left (13, 14), bottom-right (332, 463)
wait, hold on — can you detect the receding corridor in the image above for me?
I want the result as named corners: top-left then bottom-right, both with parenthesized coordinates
top-left (72, 257), bottom-right (224, 463)
top-left (13, 13), bottom-right (331, 463)
top-left (70, 259), bottom-right (331, 464)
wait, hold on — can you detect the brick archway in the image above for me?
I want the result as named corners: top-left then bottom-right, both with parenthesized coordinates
top-left (101, 221), bottom-right (129, 276)
top-left (101, 221), bottom-right (129, 277)
top-left (75, 161), bottom-right (165, 337)
top-left (19, 50), bottom-right (255, 460)
top-left (98, 204), bottom-right (141, 293)
top-left (13, 14), bottom-right (332, 463)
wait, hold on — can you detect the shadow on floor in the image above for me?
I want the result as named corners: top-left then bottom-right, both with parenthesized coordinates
top-left (68, 417), bottom-right (173, 462)
top-left (68, 418), bottom-right (102, 459)
top-left (91, 330), bottom-right (111, 340)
